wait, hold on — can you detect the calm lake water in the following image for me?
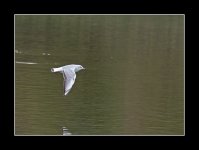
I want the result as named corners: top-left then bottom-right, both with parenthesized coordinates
top-left (15, 15), bottom-right (184, 135)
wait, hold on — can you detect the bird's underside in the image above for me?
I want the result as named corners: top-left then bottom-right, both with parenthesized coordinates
top-left (62, 69), bottom-right (76, 95)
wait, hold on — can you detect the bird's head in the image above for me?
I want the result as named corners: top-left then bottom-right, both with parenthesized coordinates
top-left (75, 65), bottom-right (85, 72)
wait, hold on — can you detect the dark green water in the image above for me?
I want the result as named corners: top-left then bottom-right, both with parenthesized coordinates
top-left (15, 15), bottom-right (184, 135)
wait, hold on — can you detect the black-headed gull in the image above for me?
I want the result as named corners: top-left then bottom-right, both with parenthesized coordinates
top-left (51, 64), bottom-right (85, 95)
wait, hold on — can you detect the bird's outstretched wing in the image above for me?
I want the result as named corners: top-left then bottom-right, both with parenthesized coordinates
top-left (63, 69), bottom-right (76, 95)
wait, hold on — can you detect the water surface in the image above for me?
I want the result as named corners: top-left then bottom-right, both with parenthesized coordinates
top-left (15, 15), bottom-right (184, 135)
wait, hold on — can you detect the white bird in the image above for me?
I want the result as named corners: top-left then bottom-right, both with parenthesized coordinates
top-left (51, 64), bottom-right (85, 95)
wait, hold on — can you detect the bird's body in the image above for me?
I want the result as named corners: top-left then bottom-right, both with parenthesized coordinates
top-left (51, 64), bottom-right (85, 95)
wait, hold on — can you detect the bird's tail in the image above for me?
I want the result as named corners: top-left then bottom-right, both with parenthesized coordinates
top-left (51, 67), bottom-right (63, 72)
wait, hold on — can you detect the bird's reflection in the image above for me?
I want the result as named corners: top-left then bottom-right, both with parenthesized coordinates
top-left (62, 127), bottom-right (72, 136)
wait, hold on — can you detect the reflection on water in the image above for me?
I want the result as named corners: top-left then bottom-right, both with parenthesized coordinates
top-left (15, 15), bottom-right (184, 135)
top-left (62, 127), bottom-right (72, 136)
top-left (16, 61), bottom-right (38, 64)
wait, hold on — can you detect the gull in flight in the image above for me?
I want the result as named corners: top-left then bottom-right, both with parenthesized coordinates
top-left (51, 64), bottom-right (85, 95)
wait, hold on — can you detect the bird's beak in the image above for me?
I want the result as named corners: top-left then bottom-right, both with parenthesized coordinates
top-left (82, 67), bottom-right (85, 70)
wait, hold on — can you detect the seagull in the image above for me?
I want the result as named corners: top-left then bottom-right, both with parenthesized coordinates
top-left (51, 64), bottom-right (85, 95)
